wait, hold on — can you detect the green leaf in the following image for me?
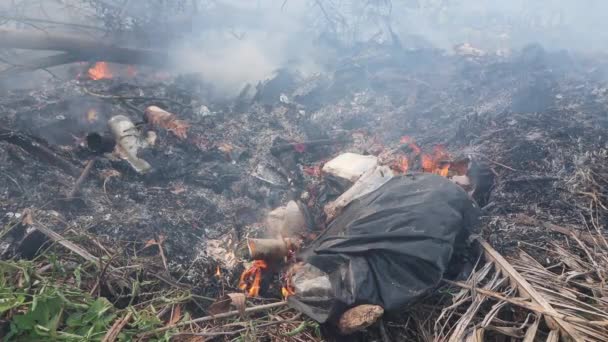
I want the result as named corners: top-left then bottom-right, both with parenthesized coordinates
top-left (13, 312), bottom-right (36, 330)
top-left (74, 266), bottom-right (82, 288)
top-left (0, 293), bottom-right (25, 313)
top-left (47, 306), bottom-right (64, 332)
top-left (31, 294), bottom-right (38, 312)
top-left (66, 312), bottom-right (84, 328)
top-left (83, 297), bottom-right (112, 323)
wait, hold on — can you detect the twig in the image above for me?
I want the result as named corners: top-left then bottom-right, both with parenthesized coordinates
top-left (0, 53), bottom-right (80, 76)
top-left (443, 280), bottom-right (608, 326)
top-left (270, 138), bottom-right (351, 155)
top-left (543, 221), bottom-right (603, 246)
top-left (156, 234), bottom-right (169, 272)
top-left (175, 313), bottom-right (302, 337)
top-left (506, 176), bottom-right (558, 184)
top-left (90, 254), bottom-right (117, 296)
top-left (102, 311), bottom-right (133, 342)
top-left (379, 319), bottom-right (392, 342)
top-left (82, 87), bottom-right (188, 108)
top-left (0, 15), bottom-right (104, 31)
top-left (0, 170), bottom-right (24, 193)
top-left (68, 158), bottom-right (96, 200)
top-left (141, 301), bottom-right (287, 336)
top-left (313, 0), bottom-right (336, 33)
top-left (475, 237), bottom-right (586, 340)
top-left (32, 222), bottom-right (104, 266)
top-left (469, 153), bottom-right (517, 171)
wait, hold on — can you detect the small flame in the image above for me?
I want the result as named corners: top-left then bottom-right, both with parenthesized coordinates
top-left (281, 286), bottom-right (295, 299)
top-left (421, 154), bottom-right (434, 172)
top-left (391, 155), bottom-right (409, 174)
top-left (88, 62), bottom-right (112, 80)
top-left (215, 266), bottom-right (221, 278)
top-left (238, 260), bottom-right (268, 297)
top-left (438, 164), bottom-right (450, 177)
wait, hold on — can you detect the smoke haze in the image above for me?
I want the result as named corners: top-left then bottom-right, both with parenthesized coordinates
top-left (3, 1), bottom-right (608, 93)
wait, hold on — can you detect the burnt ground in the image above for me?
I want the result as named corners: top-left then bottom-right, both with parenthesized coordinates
top-left (1, 44), bottom-right (607, 340)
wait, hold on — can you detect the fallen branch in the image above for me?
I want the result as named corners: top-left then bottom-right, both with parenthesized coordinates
top-left (0, 15), bottom-right (105, 31)
top-left (0, 128), bottom-right (81, 177)
top-left (142, 301), bottom-right (287, 336)
top-left (0, 29), bottom-right (168, 66)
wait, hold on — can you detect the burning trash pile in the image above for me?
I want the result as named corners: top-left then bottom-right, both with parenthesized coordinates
top-left (2, 16), bottom-right (608, 342)
top-left (233, 147), bottom-right (487, 333)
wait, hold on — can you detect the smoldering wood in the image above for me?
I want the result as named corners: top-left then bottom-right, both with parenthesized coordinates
top-left (0, 29), bottom-right (168, 66)
top-left (0, 128), bottom-right (81, 178)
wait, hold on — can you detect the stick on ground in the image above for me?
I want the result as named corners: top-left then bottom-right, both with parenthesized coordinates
top-left (142, 301), bottom-right (287, 336)
top-left (68, 158), bottom-right (96, 200)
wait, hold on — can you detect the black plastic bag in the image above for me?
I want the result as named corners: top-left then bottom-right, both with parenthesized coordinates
top-left (288, 173), bottom-right (480, 323)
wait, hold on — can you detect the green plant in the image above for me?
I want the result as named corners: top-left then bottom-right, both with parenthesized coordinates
top-left (0, 260), bottom-right (117, 341)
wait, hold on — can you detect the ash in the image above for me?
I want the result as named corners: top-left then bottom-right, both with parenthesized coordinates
top-left (1, 44), bottom-right (607, 340)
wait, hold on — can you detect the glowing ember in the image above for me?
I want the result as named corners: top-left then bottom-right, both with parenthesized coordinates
top-left (126, 65), bottom-right (137, 78)
top-left (294, 143), bottom-right (306, 153)
top-left (238, 260), bottom-right (268, 297)
top-left (86, 108), bottom-right (98, 123)
top-left (303, 165), bottom-right (322, 177)
top-left (88, 62), bottom-right (112, 80)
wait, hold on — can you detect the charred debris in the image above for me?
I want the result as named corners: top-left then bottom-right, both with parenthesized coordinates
top-left (1, 17), bottom-right (608, 342)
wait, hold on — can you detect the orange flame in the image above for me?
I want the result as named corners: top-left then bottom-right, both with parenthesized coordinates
top-left (392, 156), bottom-right (409, 173)
top-left (88, 62), bottom-right (112, 80)
top-left (215, 266), bottom-right (221, 278)
top-left (422, 145), bottom-right (450, 175)
top-left (238, 260), bottom-right (268, 297)
top-left (281, 286), bottom-right (295, 299)
top-left (398, 137), bottom-right (452, 176)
